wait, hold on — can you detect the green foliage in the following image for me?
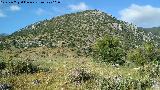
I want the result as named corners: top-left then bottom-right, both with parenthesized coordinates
top-left (143, 42), bottom-right (158, 61)
top-left (100, 76), bottom-right (152, 90)
top-left (7, 60), bottom-right (39, 75)
top-left (127, 42), bottom-right (160, 66)
top-left (1, 10), bottom-right (160, 90)
top-left (1, 10), bottom-right (153, 52)
top-left (138, 61), bottom-right (160, 78)
top-left (142, 27), bottom-right (160, 36)
top-left (0, 59), bottom-right (6, 70)
top-left (92, 34), bottom-right (125, 65)
top-left (0, 43), bottom-right (10, 50)
top-left (0, 44), bottom-right (5, 50)
top-left (127, 48), bottom-right (146, 66)
top-left (148, 62), bottom-right (160, 78)
top-left (0, 44), bottom-right (3, 50)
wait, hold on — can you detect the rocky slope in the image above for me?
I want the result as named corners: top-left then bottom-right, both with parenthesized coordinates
top-left (1, 10), bottom-right (159, 51)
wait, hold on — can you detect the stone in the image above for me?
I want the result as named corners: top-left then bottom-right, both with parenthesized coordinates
top-left (0, 84), bottom-right (12, 90)
top-left (70, 68), bottom-right (92, 84)
top-left (32, 79), bottom-right (41, 85)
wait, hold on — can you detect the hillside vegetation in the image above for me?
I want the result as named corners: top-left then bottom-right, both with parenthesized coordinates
top-left (0, 10), bottom-right (160, 90)
top-left (2, 10), bottom-right (160, 50)
top-left (142, 27), bottom-right (160, 36)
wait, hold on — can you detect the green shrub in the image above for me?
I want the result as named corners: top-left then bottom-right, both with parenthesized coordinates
top-left (138, 62), bottom-right (160, 78)
top-left (0, 59), bottom-right (6, 70)
top-left (127, 48), bottom-right (146, 66)
top-left (127, 42), bottom-right (160, 66)
top-left (92, 35), bottom-right (125, 65)
top-left (100, 76), bottom-right (152, 90)
top-left (7, 60), bottom-right (39, 75)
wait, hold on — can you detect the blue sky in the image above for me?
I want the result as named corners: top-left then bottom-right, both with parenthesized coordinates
top-left (0, 0), bottom-right (160, 34)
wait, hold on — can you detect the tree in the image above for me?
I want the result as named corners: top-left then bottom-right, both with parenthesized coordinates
top-left (92, 34), bottom-right (125, 65)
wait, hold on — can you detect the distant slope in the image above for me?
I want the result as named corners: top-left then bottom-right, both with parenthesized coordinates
top-left (139, 27), bottom-right (160, 46)
top-left (142, 27), bottom-right (160, 36)
top-left (1, 10), bottom-right (160, 51)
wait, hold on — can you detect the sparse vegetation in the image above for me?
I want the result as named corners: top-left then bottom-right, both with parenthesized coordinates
top-left (7, 60), bottom-right (39, 75)
top-left (0, 10), bottom-right (160, 90)
top-left (100, 76), bottom-right (153, 90)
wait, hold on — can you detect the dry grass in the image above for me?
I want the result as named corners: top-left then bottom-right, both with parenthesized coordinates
top-left (0, 47), bottom-right (156, 90)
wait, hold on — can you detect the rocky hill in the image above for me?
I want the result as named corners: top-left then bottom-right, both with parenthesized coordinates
top-left (1, 10), bottom-right (159, 51)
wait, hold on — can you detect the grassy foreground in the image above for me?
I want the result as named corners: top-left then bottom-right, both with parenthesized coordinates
top-left (0, 47), bottom-right (159, 90)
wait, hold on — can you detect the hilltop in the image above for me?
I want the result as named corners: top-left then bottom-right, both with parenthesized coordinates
top-left (1, 10), bottom-right (159, 52)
